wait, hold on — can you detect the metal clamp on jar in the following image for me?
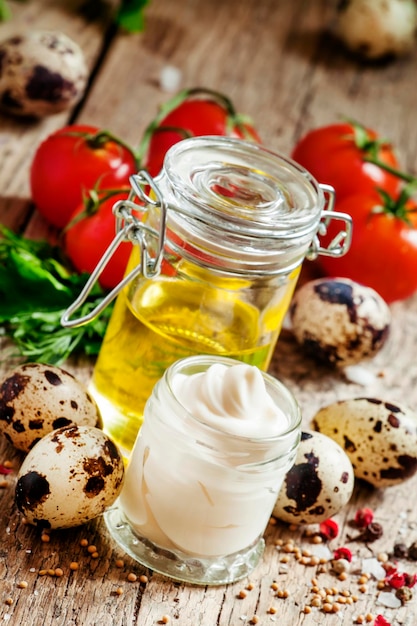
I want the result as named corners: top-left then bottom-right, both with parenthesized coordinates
top-left (61, 136), bottom-right (352, 455)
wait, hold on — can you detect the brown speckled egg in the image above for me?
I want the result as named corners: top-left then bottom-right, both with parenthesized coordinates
top-left (0, 31), bottom-right (87, 118)
top-left (273, 430), bottom-right (354, 525)
top-left (15, 425), bottom-right (124, 529)
top-left (313, 397), bottom-right (417, 488)
top-left (0, 363), bottom-right (102, 452)
top-left (290, 277), bottom-right (391, 367)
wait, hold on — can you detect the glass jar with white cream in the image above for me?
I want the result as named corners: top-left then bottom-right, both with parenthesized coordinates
top-left (105, 355), bottom-right (302, 585)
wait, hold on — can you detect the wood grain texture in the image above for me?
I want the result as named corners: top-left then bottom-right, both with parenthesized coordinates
top-left (1, 0), bottom-right (417, 624)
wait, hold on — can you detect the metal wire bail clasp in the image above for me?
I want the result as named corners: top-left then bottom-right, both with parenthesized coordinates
top-left (307, 184), bottom-right (353, 261)
top-left (60, 170), bottom-right (167, 328)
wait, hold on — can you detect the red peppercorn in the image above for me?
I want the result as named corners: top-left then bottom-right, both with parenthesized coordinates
top-left (319, 519), bottom-right (339, 540)
top-left (374, 616), bottom-right (391, 626)
top-left (354, 507), bottom-right (374, 528)
top-left (333, 547), bottom-right (352, 562)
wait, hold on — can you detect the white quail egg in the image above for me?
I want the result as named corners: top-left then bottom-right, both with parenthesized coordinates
top-left (0, 363), bottom-right (102, 452)
top-left (290, 277), bottom-right (391, 367)
top-left (312, 397), bottom-right (417, 488)
top-left (15, 425), bottom-right (124, 529)
top-left (273, 430), bottom-right (354, 525)
top-left (0, 30), bottom-right (87, 117)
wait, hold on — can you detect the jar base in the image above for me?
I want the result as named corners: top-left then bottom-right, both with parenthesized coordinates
top-left (104, 504), bottom-right (265, 586)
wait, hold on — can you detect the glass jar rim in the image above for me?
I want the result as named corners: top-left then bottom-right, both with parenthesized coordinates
top-left (162, 135), bottom-right (325, 239)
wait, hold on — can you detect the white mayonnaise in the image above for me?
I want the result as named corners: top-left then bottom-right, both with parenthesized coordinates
top-left (119, 360), bottom-right (300, 560)
top-left (171, 363), bottom-right (290, 437)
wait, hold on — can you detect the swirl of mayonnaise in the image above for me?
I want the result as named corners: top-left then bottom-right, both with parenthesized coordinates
top-left (171, 363), bottom-right (290, 438)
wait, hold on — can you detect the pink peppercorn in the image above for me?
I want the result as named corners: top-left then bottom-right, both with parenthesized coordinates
top-left (354, 507), bottom-right (374, 528)
top-left (374, 616), bottom-right (391, 626)
top-left (333, 547), bottom-right (352, 562)
top-left (319, 519), bottom-right (339, 540)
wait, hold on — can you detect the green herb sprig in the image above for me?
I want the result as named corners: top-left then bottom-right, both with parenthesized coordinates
top-left (0, 226), bottom-right (112, 365)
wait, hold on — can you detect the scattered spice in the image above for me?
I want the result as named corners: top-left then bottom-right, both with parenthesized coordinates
top-left (0, 463), bottom-right (13, 475)
top-left (319, 519), bottom-right (339, 540)
top-left (395, 586), bottom-right (412, 603)
top-left (354, 522), bottom-right (384, 543)
top-left (374, 616), bottom-right (391, 626)
top-left (333, 547), bottom-right (352, 562)
top-left (127, 572), bottom-right (137, 582)
top-left (393, 543), bottom-right (408, 559)
top-left (408, 541), bottom-right (417, 561)
top-left (354, 508), bottom-right (374, 528)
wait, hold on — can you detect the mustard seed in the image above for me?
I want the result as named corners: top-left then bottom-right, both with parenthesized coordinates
top-left (115, 559), bottom-right (124, 568)
top-left (41, 533), bottom-right (50, 543)
top-left (365, 614), bottom-right (374, 623)
top-left (127, 573), bottom-right (137, 582)
top-left (17, 581), bottom-right (28, 589)
top-left (338, 572), bottom-right (348, 581)
top-left (38, 569), bottom-right (47, 576)
top-left (280, 555), bottom-right (290, 563)
top-left (160, 617), bottom-right (170, 624)
top-left (274, 538), bottom-right (283, 546)
top-left (91, 551), bottom-right (99, 559)
top-left (268, 606), bottom-right (277, 614)
top-left (312, 534), bottom-right (323, 544)
top-left (246, 582), bottom-right (254, 591)
top-left (69, 562), bottom-right (79, 571)
top-left (47, 569), bottom-right (56, 577)
top-left (270, 582), bottom-right (279, 591)
top-left (249, 617), bottom-right (259, 625)
top-left (269, 517), bottom-right (277, 526)
top-left (303, 606), bottom-right (312, 614)
top-left (87, 545), bottom-right (97, 554)
top-left (311, 597), bottom-right (321, 607)
top-left (5, 598), bottom-right (13, 606)
top-left (115, 587), bottom-right (123, 596)
top-left (356, 617), bottom-right (365, 625)
top-left (139, 575), bottom-right (148, 584)
top-left (80, 538), bottom-right (89, 547)
top-left (55, 568), bottom-right (64, 577)
top-left (359, 584), bottom-right (368, 593)
top-left (4, 460), bottom-right (13, 469)
top-left (322, 602), bottom-right (333, 613)
top-left (237, 590), bottom-right (247, 599)
top-left (0, 480), bottom-right (8, 488)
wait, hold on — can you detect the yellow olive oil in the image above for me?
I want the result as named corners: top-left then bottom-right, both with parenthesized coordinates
top-left (90, 272), bottom-right (297, 455)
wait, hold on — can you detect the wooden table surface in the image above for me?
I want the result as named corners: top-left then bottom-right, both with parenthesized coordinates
top-left (1, 1), bottom-right (417, 625)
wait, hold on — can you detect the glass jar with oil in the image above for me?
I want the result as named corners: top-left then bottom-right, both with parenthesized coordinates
top-left (62, 136), bottom-right (352, 456)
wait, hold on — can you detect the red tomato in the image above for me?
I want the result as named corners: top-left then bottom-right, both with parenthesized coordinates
top-left (64, 191), bottom-right (136, 290)
top-left (317, 192), bottom-right (417, 303)
top-left (291, 123), bottom-right (400, 201)
top-left (30, 125), bottom-right (137, 229)
top-left (142, 92), bottom-right (260, 176)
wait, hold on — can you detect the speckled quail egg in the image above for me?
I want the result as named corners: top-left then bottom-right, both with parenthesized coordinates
top-left (0, 30), bottom-right (87, 117)
top-left (0, 363), bottom-right (102, 452)
top-left (15, 425), bottom-right (124, 529)
top-left (290, 277), bottom-right (391, 367)
top-left (312, 397), bottom-right (417, 488)
top-left (273, 430), bottom-right (354, 525)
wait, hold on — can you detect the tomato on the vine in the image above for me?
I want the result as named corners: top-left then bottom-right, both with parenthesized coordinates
top-left (30, 125), bottom-right (138, 229)
top-left (317, 189), bottom-right (417, 303)
top-left (141, 88), bottom-right (260, 176)
top-left (291, 122), bottom-right (401, 202)
top-left (64, 190), bottom-right (137, 290)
